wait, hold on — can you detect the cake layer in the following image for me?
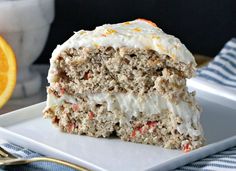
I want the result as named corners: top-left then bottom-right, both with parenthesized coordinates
top-left (51, 19), bottom-right (196, 67)
top-left (45, 88), bottom-right (202, 138)
top-left (48, 47), bottom-right (192, 103)
top-left (88, 93), bottom-right (201, 137)
top-left (44, 90), bottom-right (204, 151)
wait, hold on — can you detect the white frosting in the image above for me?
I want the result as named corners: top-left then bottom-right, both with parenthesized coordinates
top-left (46, 93), bottom-right (77, 107)
top-left (51, 19), bottom-right (196, 66)
top-left (46, 92), bottom-right (202, 137)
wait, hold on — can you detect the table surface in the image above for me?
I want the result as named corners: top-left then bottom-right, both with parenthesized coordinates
top-left (0, 65), bottom-right (49, 114)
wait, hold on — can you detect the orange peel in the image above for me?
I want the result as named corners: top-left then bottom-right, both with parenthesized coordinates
top-left (137, 18), bottom-right (157, 27)
top-left (0, 36), bottom-right (17, 108)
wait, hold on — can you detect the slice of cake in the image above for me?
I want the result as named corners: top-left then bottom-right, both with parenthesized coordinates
top-left (43, 19), bottom-right (204, 151)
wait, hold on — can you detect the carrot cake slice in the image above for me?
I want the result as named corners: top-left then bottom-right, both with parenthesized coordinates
top-left (43, 19), bottom-right (204, 152)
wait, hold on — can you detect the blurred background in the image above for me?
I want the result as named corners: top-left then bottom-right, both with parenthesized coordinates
top-left (37, 0), bottom-right (236, 64)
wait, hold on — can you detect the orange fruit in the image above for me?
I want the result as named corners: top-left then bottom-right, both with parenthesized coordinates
top-left (0, 36), bottom-right (17, 108)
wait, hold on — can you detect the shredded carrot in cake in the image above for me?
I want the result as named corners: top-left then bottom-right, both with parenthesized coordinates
top-left (67, 123), bottom-right (75, 133)
top-left (59, 88), bottom-right (65, 95)
top-left (131, 130), bottom-right (136, 138)
top-left (84, 72), bottom-right (92, 80)
top-left (72, 104), bottom-right (79, 112)
top-left (147, 121), bottom-right (158, 127)
top-left (131, 125), bottom-right (144, 138)
top-left (184, 143), bottom-right (191, 152)
top-left (88, 111), bottom-right (94, 120)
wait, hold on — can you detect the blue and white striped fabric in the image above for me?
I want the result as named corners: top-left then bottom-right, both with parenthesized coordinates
top-left (197, 38), bottom-right (236, 88)
top-left (0, 141), bottom-right (76, 171)
top-left (176, 146), bottom-right (236, 171)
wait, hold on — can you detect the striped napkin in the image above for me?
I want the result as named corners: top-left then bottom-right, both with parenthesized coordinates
top-left (176, 146), bottom-right (236, 171)
top-left (197, 38), bottom-right (236, 89)
top-left (0, 141), bottom-right (76, 171)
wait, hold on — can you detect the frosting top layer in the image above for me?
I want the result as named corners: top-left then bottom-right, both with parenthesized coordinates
top-left (53, 19), bottom-right (196, 65)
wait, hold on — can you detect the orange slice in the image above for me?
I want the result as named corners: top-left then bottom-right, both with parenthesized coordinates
top-left (0, 36), bottom-right (17, 108)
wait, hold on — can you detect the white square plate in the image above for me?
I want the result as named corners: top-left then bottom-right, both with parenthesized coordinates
top-left (0, 90), bottom-right (236, 171)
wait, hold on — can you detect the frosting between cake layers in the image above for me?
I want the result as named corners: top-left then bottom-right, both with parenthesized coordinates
top-left (46, 92), bottom-right (202, 137)
top-left (51, 19), bottom-right (196, 66)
